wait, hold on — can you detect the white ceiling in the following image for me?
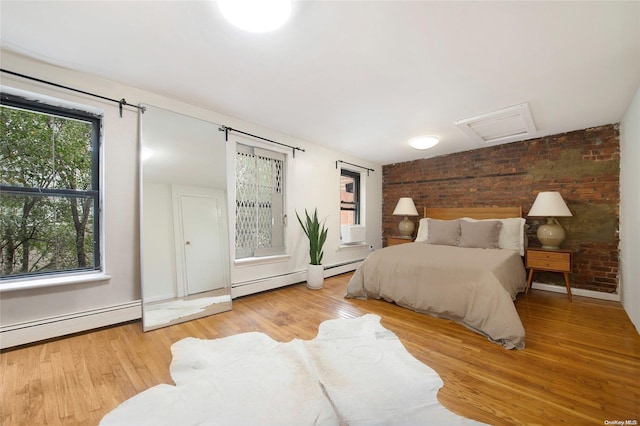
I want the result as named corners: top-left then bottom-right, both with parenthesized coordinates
top-left (2, 1), bottom-right (639, 165)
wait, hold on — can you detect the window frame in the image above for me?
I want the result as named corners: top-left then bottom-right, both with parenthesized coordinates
top-left (0, 91), bottom-right (103, 281)
top-left (340, 168), bottom-right (361, 226)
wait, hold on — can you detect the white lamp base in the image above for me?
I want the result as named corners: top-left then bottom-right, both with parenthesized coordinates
top-left (537, 217), bottom-right (566, 249)
top-left (398, 216), bottom-right (415, 237)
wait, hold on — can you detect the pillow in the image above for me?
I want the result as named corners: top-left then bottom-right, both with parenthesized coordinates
top-left (461, 217), bottom-right (526, 255)
top-left (426, 219), bottom-right (460, 246)
top-left (415, 218), bottom-right (429, 242)
top-left (458, 220), bottom-right (502, 249)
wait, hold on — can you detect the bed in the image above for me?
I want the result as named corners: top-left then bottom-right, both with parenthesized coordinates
top-left (345, 206), bottom-right (528, 349)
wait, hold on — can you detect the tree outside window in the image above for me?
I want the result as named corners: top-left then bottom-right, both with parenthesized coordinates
top-left (0, 93), bottom-right (101, 279)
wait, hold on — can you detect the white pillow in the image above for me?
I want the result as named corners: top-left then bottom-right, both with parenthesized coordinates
top-left (415, 218), bottom-right (429, 242)
top-left (460, 217), bottom-right (526, 256)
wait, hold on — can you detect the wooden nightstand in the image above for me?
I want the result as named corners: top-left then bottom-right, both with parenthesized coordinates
top-left (525, 248), bottom-right (572, 301)
top-left (386, 236), bottom-right (414, 247)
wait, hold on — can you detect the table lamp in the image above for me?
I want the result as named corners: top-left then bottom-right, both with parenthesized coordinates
top-left (528, 191), bottom-right (573, 249)
top-left (392, 197), bottom-right (419, 237)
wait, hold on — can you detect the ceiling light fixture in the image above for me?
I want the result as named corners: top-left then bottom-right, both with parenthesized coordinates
top-left (408, 136), bottom-right (439, 150)
top-left (218, 0), bottom-right (292, 33)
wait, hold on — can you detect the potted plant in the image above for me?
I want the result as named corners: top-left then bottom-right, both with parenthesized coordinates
top-left (296, 208), bottom-right (328, 289)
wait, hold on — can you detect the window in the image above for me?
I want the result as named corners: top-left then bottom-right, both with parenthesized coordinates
top-left (0, 92), bottom-right (101, 279)
top-left (340, 169), bottom-right (360, 226)
top-left (235, 143), bottom-right (286, 259)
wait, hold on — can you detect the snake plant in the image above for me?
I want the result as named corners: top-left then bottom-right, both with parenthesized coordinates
top-left (296, 208), bottom-right (328, 265)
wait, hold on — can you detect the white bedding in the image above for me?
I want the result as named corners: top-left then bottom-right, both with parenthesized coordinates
top-left (345, 243), bottom-right (527, 349)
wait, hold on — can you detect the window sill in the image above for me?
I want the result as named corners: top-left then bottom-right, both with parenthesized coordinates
top-left (0, 272), bottom-right (112, 293)
top-left (339, 242), bottom-right (369, 250)
top-left (234, 254), bottom-right (291, 267)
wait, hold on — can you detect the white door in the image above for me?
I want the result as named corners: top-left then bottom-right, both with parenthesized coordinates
top-left (181, 194), bottom-right (226, 295)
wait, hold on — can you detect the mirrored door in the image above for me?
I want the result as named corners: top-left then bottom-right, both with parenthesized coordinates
top-left (140, 105), bottom-right (231, 331)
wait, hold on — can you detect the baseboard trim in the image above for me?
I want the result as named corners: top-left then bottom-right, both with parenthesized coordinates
top-left (531, 282), bottom-right (620, 302)
top-left (0, 301), bottom-right (141, 350)
top-left (232, 271), bottom-right (307, 298)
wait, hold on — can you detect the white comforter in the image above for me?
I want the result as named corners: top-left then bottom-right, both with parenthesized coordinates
top-left (345, 243), bottom-right (527, 349)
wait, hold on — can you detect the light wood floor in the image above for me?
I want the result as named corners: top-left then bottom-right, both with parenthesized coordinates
top-left (2, 272), bottom-right (639, 425)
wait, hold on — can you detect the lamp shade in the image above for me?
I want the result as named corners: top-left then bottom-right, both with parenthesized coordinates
top-left (393, 198), bottom-right (419, 216)
top-left (528, 192), bottom-right (572, 217)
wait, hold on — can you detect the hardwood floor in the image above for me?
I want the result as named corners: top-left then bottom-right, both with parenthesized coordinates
top-left (1, 272), bottom-right (639, 425)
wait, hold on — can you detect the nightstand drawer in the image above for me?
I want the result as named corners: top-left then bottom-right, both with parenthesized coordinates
top-left (526, 257), bottom-right (570, 272)
top-left (526, 250), bottom-right (571, 272)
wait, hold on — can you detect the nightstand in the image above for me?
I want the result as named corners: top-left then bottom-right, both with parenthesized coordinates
top-left (525, 248), bottom-right (572, 301)
top-left (386, 236), bottom-right (414, 247)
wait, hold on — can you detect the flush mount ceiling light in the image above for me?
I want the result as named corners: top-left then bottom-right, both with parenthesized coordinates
top-left (408, 136), bottom-right (439, 150)
top-left (218, 0), bottom-right (292, 33)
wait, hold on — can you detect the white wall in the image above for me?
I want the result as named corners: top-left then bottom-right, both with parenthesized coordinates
top-left (0, 50), bottom-right (382, 347)
top-left (620, 86), bottom-right (640, 333)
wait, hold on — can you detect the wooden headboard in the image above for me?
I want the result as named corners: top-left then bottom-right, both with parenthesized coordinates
top-left (423, 206), bottom-right (522, 220)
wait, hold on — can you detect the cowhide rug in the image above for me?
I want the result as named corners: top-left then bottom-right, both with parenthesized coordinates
top-left (100, 314), bottom-right (485, 425)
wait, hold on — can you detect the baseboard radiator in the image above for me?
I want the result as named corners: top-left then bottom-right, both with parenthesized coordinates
top-left (324, 259), bottom-right (364, 277)
top-left (231, 259), bottom-right (363, 299)
top-left (0, 301), bottom-right (141, 350)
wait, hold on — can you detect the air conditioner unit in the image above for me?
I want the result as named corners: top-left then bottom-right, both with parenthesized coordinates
top-left (341, 225), bottom-right (366, 244)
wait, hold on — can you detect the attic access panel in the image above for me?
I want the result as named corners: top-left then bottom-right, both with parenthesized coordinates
top-left (455, 103), bottom-right (536, 146)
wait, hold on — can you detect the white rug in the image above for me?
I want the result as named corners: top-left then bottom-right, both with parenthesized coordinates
top-left (100, 314), bottom-right (485, 425)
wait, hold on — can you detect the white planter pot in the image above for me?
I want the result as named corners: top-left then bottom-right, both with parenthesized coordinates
top-left (306, 264), bottom-right (324, 290)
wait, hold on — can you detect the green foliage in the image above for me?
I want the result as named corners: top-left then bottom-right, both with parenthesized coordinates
top-left (296, 208), bottom-right (328, 266)
top-left (0, 105), bottom-right (95, 277)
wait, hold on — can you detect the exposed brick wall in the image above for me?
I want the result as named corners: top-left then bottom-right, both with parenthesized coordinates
top-left (382, 124), bottom-right (620, 294)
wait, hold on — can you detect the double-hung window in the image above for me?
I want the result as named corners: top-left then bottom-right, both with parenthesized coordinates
top-left (235, 143), bottom-right (286, 259)
top-left (0, 92), bottom-right (102, 280)
top-left (340, 169), bottom-right (361, 226)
